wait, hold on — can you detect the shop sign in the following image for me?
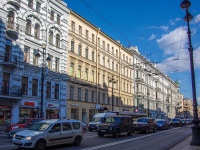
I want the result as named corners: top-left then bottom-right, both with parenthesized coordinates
top-left (47, 103), bottom-right (59, 109)
top-left (24, 101), bottom-right (35, 106)
top-left (90, 105), bottom-right (95, 108)
top-left (71, 104), bottom-right (80, 107)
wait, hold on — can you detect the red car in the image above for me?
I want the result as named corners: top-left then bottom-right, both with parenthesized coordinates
top-left (5, 118), bottom-right (43, 135)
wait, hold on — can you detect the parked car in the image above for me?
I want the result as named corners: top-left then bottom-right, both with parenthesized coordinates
top-left (133, 117), bottom-right (157, 134)
top-left (185, 119), bottom-right (192, 125)
top-left (181, 119), bottom-right (187, 126)
top-left (8, 121), bottom-right (42, 138)
top-left (170, 118), bottom-right (183, 127)
top-left (5, 118), bottom-right (43, 135)
top-left (97, 115), bottom-right (133, 138)
top-left (12, 119), bottom-right (83, 149)
top-left (156, 119), bottom-right (170, 130)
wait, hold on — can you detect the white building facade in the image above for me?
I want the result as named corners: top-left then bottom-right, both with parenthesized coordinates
top-left (0, 0), bottom-right (69, 125)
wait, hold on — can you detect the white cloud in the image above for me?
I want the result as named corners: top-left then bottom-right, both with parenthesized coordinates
top-left (192, 14), bottom-right (200, 24)
top-left (160, 26), bottom-right (169, 31)
top-left (156, 27), bottom-right (200, 73)
top-left (149, 34), bottom-right (156, 40)
top-left (170, 18), bottom-right (181, 25)
top-left (197, 97), bottom-right (200, 106)
top-left (147, 26), bottom-right (169, 31)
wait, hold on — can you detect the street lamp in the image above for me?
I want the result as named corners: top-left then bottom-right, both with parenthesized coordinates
top-left (109, 76), bottom-right (116, 111)
top-left (35, 44), bottom-right (51, 118)
top-left (180, 0), bottom-right (200, 146)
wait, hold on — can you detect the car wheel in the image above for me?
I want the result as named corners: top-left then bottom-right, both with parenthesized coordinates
top-left (113, 129), bottom-right (120, 138)
top-left (98, 132), bottom-right (104, 137)
top-left (73, 136), bottom-right (81, 146)
top-left (34, 140), bottom-right (46, 150)
top-left (145, 127), bottom-right (149, 134)
top-left (153, 126), bottom-right (156, 132)
top-left (127, 128), bottom-right (133, 136)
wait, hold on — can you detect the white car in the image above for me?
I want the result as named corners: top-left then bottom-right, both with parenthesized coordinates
top-left (12, 119), bottom-right (83, 150)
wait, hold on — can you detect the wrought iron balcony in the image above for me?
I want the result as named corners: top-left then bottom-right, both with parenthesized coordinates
top-left (135, 77), bottom-right (144, 82)
top-left (6, 18), bottom-right (19, 40)
top-left (0, 86), bottom-right (22, 97)
top-left (2, 54), bottom-right (18, 67)
top-left (7, 0), bottom-right (21, 7)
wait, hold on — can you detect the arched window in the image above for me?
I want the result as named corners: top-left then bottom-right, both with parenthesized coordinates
top-left (26, 19), bottom-right (31, 35)
top-left (56, 34), bottom-right (60, 48)
top-left (49, 31), bottom-right (53, 45)
top-left (7, 11), bottom-right (15, 29)
top-left (34, 23), bottom-right (40, 39)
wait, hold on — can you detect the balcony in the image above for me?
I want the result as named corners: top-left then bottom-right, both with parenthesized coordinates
top-left (1, 54), bottom-right (17, 67)
top-left (0, 86), bottom-right (22, 97)
top-left (7, 0), bottom-right (21, 7)
top-left (155, 87), bottom-right (161, 92)
top-left (6, 19), bottom-right (19, 41)
top-left (135, 78), bottom-right (144, 82)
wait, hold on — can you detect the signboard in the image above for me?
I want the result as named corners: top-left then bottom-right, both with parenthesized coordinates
top-left (24, 101), bottom-right (35, 106)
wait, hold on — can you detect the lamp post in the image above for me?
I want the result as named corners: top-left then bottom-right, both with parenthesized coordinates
top-left (180, 0), bottom-right (200, 146)
top-left (109, 76), bottom-right (116, 111)
top-left (35, 44), bottom-right (51, 118)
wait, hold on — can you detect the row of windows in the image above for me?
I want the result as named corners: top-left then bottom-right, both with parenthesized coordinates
top-left (22, 76), bottom-right (60, 99)
top-left (71, 21), bottom-right (132, 63)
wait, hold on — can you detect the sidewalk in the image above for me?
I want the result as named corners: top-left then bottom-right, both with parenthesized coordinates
top-left (169, 135), bottom-right (200, 150)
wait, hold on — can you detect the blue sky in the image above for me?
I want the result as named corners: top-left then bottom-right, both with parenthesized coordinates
top-left (64, 0), bottom-right (200, 105)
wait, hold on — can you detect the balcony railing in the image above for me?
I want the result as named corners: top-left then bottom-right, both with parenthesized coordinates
top-left (4, 54), bottom-right (17, 63)
top-left (0, 86), bottom-right (22, 97)
top-left (8, 0), bottom-right (21, 7)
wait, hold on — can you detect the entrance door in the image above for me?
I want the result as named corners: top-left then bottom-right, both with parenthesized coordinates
top-left (82, 109), bottom-right (87, 124)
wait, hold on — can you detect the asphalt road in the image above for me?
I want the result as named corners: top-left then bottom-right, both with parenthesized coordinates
top-left (0, 125), bottom-right (192, 150)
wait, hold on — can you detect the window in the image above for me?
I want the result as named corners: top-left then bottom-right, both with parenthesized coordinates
top-left (28, 0), bottom-right (33, 9)
top-left (56, 34), bottom-right (60, 48)
top-left (112, 61), bottom-right (114, 70)
top-left (103, 93), bottom-right (105, 104)
top-left (32, 79), bottom-right (38, 96)
top-left (103, 57), bottom-right (105, 66)
top-left (79, 26), bottom-right (82, 36)
top-left (62, 123), bottom-right (72, 131)
top-left (112, 47), bottom-right (114, 54)
top-left (92, 34), bottom-right (95, 43)
top-left (77, 65), bottom-right (81, 78)
top-left (85, 68), bottom-right (88, 80)
top-left (24, 46), bottom-right (30, 62)
top-left (22, 77), bottom-right (28, 95)
top-left (102, 41), bottom-right (105, 49)
top-left (92, 71), bottom-right (94, 82)
top-left (107, 59), bottom-right (110, 68)
top-left (50, 10), bottom-right (54, 21)
top-left (98, 38), bottom-right (100, 46)
top-left (54, 84), bottom-right (59, 99)
top-left (107, 44), bottom-right (110, 52)
top-left (85, 30), bottom-right (88, 40)
top-left (7, 11), bottom-right (14, 30)
top-left (98, 92), bottom-right (100, 104)
top-left (26, 19), bottom-right (31, 35)
top-left (47, 55), bottom-right (52, 70)
top-left (2, 72), bottom-right (10, 95)
top-left (33, 49), bottom-right (38, 66)
top-left (116, 50), bottom-right (118, 57)
top-left (57, 14), bottom-right (60, 25)
top-left (103, 75), bottom-right (105, 85)
top-left (108, 97), bottom-right (110, 105)
top-left (49, 31), bottom-right (53, 45)
top-left (91, 91), bottom-right (95, 102)
top-left (34, 24), bottom-right (40, 39)
top-left (116, 64), bottom-right (118, 72)
top-left (92, 51), bottom-right (94, 62)
top-left (55, 57), bottom-right (60, 72)
top-left (70, 86), bottom-right (74, 99)
top-left (52, 123), bottom-right (61, 132)
top-left (85, 90), bottom-right (88, 102)
top-left (78, 45), bottom-right (82, 56)
top-left (85, 48), bottom-right (88, 59)
top-left (46, 82), bottom-right (51, 98)
top-left (70, 63), bottom-right (74, 76)
top-left (72, 122), bottom-right (80, 130)
top-left (36, 2), bottom-right (41, 13)
top-left (71, 21), bottom-right (75, 32)
top-left (78, 88), bottom-right (81, 101)
top-left (71, 41), bottom-right (74, 52)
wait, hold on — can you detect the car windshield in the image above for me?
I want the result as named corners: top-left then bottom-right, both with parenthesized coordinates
top-left (136, 118), bottom-right (148, 123)
top-left (172, 119), bottom-right (179, 121)
top-left (28, 123), bottom-right (52, 132)
top-left (92, 117), bottom-right (103, 122)
top-left (17, 119), bottom-right (30, 124)
top-left (105, 117), bottom-right (121, 123)
top-left (24, 123), bottom-right (35, 128)
top-left (157, 120), bottom-right (164, 123)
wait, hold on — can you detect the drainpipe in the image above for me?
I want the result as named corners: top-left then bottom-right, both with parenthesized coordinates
top-left (96, 28), bottom-right (100, 113)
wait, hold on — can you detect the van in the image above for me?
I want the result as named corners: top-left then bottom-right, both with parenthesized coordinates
top-left (12, 119), bottom-right (83, 149)
top-left (88, 112), bottom-right (116, 131)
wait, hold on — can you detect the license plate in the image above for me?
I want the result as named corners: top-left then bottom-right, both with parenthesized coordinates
top-left (14, 140), bottom-right (21, 144)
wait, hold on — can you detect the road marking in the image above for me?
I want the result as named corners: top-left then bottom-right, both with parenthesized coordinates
top-left (82, 127), bottom-right (184, 150)
top-left (84, 135), bottom-right (98, 138)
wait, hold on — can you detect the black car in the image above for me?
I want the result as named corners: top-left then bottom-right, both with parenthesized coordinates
top-left (97, 116), bottom-right (133, 138)
top-left (156, 119), bottom-right (170, 130)
top-left (133, 117), bottom-right (157, 134)
top-left (170, 118), bottom-right (182, 127)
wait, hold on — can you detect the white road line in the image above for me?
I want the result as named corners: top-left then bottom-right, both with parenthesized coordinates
top-left (82, 127), bottom-right (181, 150)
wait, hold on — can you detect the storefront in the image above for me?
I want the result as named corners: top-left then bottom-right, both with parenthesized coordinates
top-left (19, 100), bottom-right (39, 118)
top-left (0, 105), bottom-right (11, 125)
top-left (46, 102), bottom-right (59, 119)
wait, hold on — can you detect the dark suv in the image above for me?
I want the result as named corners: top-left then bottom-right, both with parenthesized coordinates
top-left (133, 117), bottom-right (157, 134)
top-left (97, 116), bottom-right (133, 138)
top-left (170, 118), bottom-right (183, 127)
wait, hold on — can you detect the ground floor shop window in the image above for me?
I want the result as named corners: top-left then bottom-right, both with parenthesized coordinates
top-left (89, 109), bottom-right (95, 122)
top-left (71, 108), bottom-right (79, 120)
top-left (46, 109), bottom-right (59, 119)
top-left (19, 107), bottom-right (38, 118)
top-left (0, 106), bottom-right (11, 125)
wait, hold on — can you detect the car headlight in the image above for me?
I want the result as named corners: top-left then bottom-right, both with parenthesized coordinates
top-left (13, 134), bottom-right (16, 138)
top-left (25, 136), bottom-right (33, 140)
top-left (12, 126), bottom-right (19, 129)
